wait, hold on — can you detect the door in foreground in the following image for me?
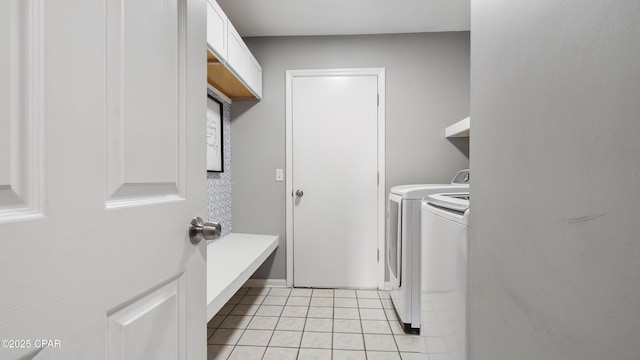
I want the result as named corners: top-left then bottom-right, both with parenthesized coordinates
top-left (0, 0), bottom-right (207, 359)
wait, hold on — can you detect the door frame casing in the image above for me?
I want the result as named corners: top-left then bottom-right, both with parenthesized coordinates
top-left (285, 68), bottom-right (386, 289)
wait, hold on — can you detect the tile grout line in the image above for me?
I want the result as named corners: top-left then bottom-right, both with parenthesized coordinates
top-left (359, 302), bottom-right (368, 360)
top-left (231, 288), bottom-right (252, 360)
top-left (259, 288), bottom-right (286, 360)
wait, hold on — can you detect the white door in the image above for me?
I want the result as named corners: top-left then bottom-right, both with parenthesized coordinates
top-left (0, 0), bottom-right (207, 359)
top-left (286, 69), bottom-right (386, 289)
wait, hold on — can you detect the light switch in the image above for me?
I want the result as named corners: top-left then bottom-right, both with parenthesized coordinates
top-left (275, 168), bottom-right (284, 182)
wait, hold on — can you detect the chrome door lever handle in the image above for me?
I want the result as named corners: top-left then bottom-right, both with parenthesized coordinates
top-left (295, 190), bottom-right (304, 198)
top-left (189, 217), bottom-right (221, 244)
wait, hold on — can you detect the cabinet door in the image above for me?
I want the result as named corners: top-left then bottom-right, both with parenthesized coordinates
top-left (206, 0), bottom-right (227, 62)
top-left (227, 21), bottom-right (263, 98)
top-left (247, 54), bottom-right (263, 98)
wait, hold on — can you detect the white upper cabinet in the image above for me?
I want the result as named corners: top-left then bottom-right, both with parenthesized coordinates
top-left (226, 21), bottom-right (263, 99)
top-left (206, 0), bottom-right (227, 62)
top-left (206, 0), bottom-right (262, 99)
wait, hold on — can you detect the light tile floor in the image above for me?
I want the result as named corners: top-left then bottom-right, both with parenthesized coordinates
top-left (207, 286), bottom-right (432, 360)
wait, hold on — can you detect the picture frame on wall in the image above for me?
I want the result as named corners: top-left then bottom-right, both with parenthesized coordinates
top-left (206, 95), bottom-right (223, 172)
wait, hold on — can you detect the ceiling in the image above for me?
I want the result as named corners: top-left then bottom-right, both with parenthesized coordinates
top-left (216, 0), bottom-right (470, 37)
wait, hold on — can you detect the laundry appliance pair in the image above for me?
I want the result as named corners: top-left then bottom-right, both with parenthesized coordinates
top-left (387, 170), bottom-right (469, 331)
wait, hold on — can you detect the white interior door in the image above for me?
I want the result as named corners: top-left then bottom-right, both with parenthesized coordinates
top-left (0, 0), bottom-right (207, 359)
top-left (286, 69), bottom-right (385, 289)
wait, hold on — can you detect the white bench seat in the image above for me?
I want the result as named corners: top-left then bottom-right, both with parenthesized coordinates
top-left (206, 233), bottom-right (279, 320)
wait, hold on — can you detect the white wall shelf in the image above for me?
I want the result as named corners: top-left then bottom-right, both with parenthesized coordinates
top-left (445, 117), bottom-right (470, 138)
top-left (207, 233), bottom-right (279, 320)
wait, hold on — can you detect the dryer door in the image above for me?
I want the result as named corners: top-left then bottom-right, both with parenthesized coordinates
top-left (388, 193), bottom-right (403, 288)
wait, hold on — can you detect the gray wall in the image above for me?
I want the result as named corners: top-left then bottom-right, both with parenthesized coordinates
top-left (470, 1), bottom-right (640, 359)
top-left (231, 33), bottom-right (470, 279)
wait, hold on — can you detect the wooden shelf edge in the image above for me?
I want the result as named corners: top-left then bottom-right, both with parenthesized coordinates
top-left (206, 49), bottom-right (258, 100)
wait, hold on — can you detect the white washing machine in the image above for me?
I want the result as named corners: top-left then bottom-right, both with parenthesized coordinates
top-left (387, 170), bottom-right (469, 331)
top-left (421, 192), bottom-right (470, 360)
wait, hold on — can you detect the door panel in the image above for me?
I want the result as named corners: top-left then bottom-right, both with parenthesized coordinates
top-left (291, 74), bottom-right (379, 288)
top-left (0, 0), bottom-right (207, 358)
top-left (107, 277), bottom-right (185, 360)
top-left (0, 0), bottom-right (43, 222)
top-left (106, 0), bottom-right (185, 207)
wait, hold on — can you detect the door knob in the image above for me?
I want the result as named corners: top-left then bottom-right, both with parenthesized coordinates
top-left (189, 217), bottom-right (221, 244)
top-left (295, 190), bottom-right (304, 198)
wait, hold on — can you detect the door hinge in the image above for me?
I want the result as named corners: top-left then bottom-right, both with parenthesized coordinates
top-left (377, 94), bottom-right (379, 106)
top-left (377, 172), bottom-right (379, 185)
top-left (377, 249), bottom-right (380, 262)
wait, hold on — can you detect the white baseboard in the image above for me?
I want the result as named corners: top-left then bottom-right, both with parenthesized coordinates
top-left (244, 278), bottom-right (389, 290)
top-left (245, 278), bottom-right (287, 288)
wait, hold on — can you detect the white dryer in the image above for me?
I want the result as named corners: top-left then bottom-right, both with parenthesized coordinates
top-left (387, 170), bottom-right (469, 331)
top-left (421, 192), bottom-right (470, 360)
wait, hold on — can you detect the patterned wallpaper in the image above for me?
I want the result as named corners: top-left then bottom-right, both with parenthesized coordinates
top-left (206, 90), bottom-right (232, 242)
